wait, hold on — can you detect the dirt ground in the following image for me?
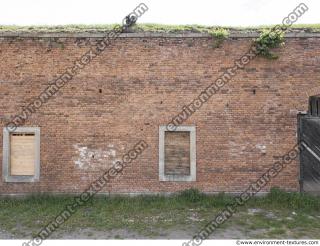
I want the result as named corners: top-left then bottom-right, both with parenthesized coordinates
top-left (0, 226), bottom-right (265, 239)
top-left (1, 209), bottom-right (318, 240)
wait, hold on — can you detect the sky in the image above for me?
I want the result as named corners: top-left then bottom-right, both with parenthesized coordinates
top-left (0, 0), bottom-right (318, 26)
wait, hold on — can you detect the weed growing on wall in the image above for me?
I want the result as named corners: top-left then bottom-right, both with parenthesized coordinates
top-left (208, 28), bottom-right (229, 48)
top-left (254, 29), bottom-right (285, 59)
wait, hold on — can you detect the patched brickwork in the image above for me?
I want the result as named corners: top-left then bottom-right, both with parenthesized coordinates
top-left (164, 131), bottom-right (190, 176)
top-left (0, 32), bottom-right (319, 194)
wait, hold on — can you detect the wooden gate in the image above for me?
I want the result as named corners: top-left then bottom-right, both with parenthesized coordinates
top-left (298, 96), bottom-right (320, 194)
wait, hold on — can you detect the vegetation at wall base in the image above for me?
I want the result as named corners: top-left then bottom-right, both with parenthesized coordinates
top-left (0, 188), bottom-right (319, 239)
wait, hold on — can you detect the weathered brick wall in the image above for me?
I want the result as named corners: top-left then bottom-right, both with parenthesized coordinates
top-left (0, 33), bottom-right (319, 194)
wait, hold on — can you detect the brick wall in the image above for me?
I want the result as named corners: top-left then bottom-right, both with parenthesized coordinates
top-left (0, 32), bottom-right (319, 194)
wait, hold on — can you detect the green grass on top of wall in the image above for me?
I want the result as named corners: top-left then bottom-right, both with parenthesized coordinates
top-left (0, 23), bottom-right (319, 33)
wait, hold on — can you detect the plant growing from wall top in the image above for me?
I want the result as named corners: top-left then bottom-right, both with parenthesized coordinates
top-left (254, 29), bottom-right (285, 59)
top-left (208, 28), bottom-right (229, 48)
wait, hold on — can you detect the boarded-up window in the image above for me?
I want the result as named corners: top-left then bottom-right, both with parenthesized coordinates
top-left (10, 133), bottom-right (35, 176)
top-left (164, 131), bottom-right (190, 175)
top-left (3, 127), bottom-right (40, 182)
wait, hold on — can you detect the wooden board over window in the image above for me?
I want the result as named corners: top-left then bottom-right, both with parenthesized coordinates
top-left (10, 133), bottom-right (35, 176)
top-left (164, 131), bottom-right (190, 176)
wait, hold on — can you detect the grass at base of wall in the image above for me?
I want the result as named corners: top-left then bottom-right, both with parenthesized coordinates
top-left (0, 188), bottom-right (319, 239)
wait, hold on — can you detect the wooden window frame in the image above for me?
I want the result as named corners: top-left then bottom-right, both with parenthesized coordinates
top-left (159, 125), bottom-right (196, 181)
top-left (3, 127), bottom-right (40, 182)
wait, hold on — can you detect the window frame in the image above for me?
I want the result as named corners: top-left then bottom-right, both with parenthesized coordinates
top-left (159, 125), bottom-right (196, 181)
top-left (3, 127), bottom-right (40, 182)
